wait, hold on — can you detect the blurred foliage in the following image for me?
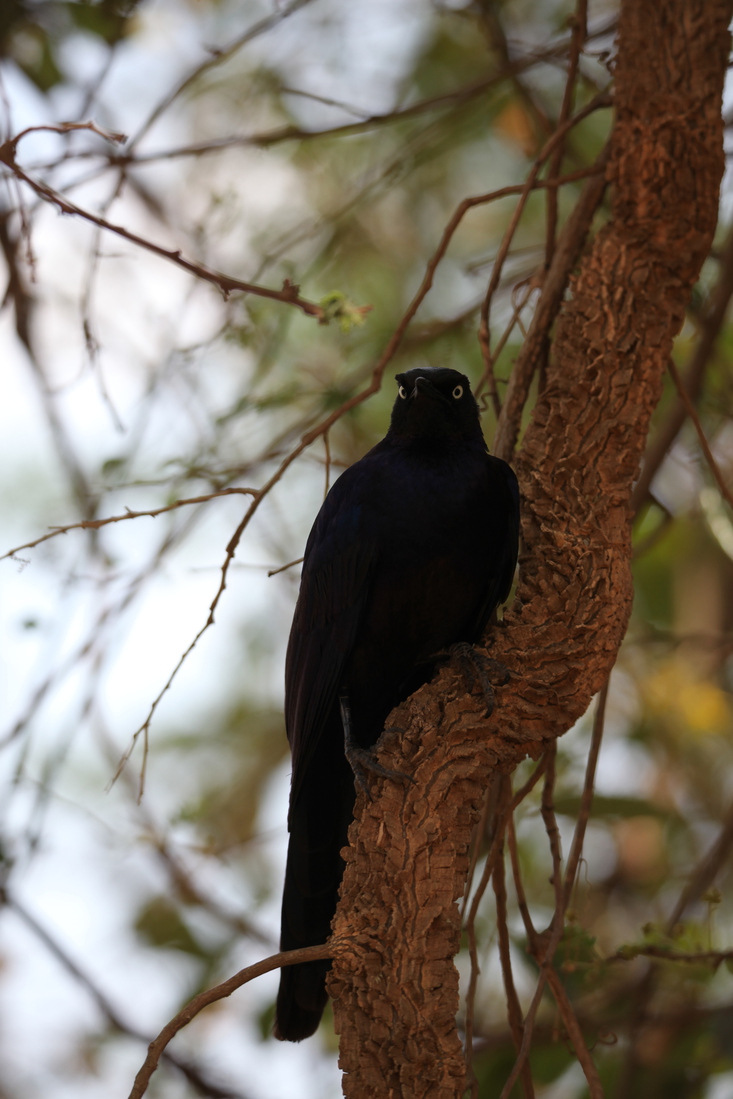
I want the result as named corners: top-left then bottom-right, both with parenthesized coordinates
top-left (0, 1), bottom-right (140, 92)
top-left (173, 703), bottom-right (287, 855)
top-left (1, 0), bottom-right (733, 1097)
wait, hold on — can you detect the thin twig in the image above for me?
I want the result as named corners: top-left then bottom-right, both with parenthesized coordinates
top-left (666, 793), bottom-right (733, 930)
top-left (492, 139), bottom-right (611, 461)
top-left (464, 804), bottom-right (511, 1079)
top-left (540, 744), bottom-right (604, 1096)
top-left (1, 517), bottom-right (193, 756)
top-left (615, 757), bottom-right (733, 1094)
top-left (0, 488), bottom-right (258, 562)
top-left (0, 146), bottom-right (329, 320)
top-left (127, 941), bottom-right (338, 1099)
top-left (113, 34), bottom-right (612, 163)
top-left (667, 357), bottom-right (733, 510)
top-left (545, 0), bottom-right (588, 267)
top-left (463, 759), bottom-right (548, 1077)
top-left (129, 0), bottom-right (317, 148)
top-left (96, 720), bottom-right (273, 948)
top-left (477, 92), bottom-right (611, 394)
top-left (507, 813), bottom-right (537, 945)
top-left (464, 758), bottom-right (548, 926)
top-left (607, 946), bottom-right (733, 967)
top-left (492, 790), bottom-right (535, 1098)
top-left (501, 744), bottom-right (605, 1098)
top-left (496, 970), bottom-right (549, 1099)
top-left (543, 967), bottom-right (604, 1098)
top-left (540, 744), bottom-right (564, 922)
top-left (267, 556), bottom-right (304, 578)
top-left (5, 120), bottom-right (127, 148)
top-left (563, 682), bottom-right (608, 908)
top-left (0, 209), bottom-right (96, 517)
top-left (631, 223), bottom-right (733, 513)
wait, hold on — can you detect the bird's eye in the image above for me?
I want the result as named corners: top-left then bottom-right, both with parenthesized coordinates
top-left (452, 385), bottom-right (463, 399)
top-left (398, 385), bottom-right (408, 399)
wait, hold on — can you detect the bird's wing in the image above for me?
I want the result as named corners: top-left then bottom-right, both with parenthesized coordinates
top-left (495, 459), bottom-right (520, 604)
top-left (473, 457), bottom-right (521, 635)
top-left (284, 476), bottom-right (376, 813)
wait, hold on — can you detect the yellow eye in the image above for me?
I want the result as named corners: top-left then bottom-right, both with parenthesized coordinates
top-left (398, 385), bottom-right (408, 399)
top-left (452, 385), bottom-right (463, 399)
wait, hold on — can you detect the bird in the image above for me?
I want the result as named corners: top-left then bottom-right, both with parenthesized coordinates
top-left (273, 366), bottom-right (519, 1042)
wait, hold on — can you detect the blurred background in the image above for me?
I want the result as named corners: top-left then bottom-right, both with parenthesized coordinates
top-left (0, 1), bottom-right (732, 1096)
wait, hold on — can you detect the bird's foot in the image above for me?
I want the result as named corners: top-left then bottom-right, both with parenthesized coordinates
top-left (447, 642), bottom-right (510, 717)
top-left (345, 743), bottom-right (415, 800)
top-left (340, 694), bottom-right (414, 798)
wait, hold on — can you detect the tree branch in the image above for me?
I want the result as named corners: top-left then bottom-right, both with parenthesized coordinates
top-left (0, 140), bottom-right (329, 320)
top-left (127, 942), bottom-right (338, 1099)
top-left (0, 488), bottom-right (258, 562)
top-left (328, 3), bottom-right (732, 1095)
top-left (666, 357), bottom-right (733, 509)
top-left (630, 222), bottom-right (733, 512)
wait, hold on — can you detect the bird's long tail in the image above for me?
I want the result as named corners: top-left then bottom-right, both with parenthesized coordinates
top-left (274, 747), bottom-right (354, 1041)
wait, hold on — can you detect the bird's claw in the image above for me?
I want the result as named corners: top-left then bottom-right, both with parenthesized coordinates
top-left (345, 744), bottom-right (415, 799)
top-left (447, 642), bottom-right (509, 717)
top-left (341, 695), bottom-right (414, 797)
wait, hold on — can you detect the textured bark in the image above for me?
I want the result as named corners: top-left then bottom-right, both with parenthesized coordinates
top-left (328, 3), bottom-right (732, 1096)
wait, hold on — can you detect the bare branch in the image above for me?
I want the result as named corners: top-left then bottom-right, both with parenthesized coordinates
top-left (502, 744), bottom-right (604, 1096)
top-left (463, 759), bottom-right (548, 1087)
top-left (129, 0), bottom-right (318, 148)
top-left (631, 222), bottom-right (733, 512)
top-left (128, 941), bottom-right (338, 1099)
top-left (477, 94), bottom-right (612, 403)
top-left (267, 556), bottom-right (304, 577)
top-left (607, 946), bottom-right (733, 967)
top-left (667, 792), bottom-right (733, 929)
top-left (8, 120), bottom-right (127, 148)
top-left (492, 809), bottom-right (535, 1099)
top-left (563, 681), bottom-right (609, 908)
top-left (544, 0), bottom-right (589, 267)
top-left (667, 357), bottom-right (733, 509)
top-left (492, 139), bottom-right (611, 460)
top-left (543, 968), bottom-right (604, 1099)
top-left (0, 148), bottom-right (330, 319)
top-left (0, 488), bottom-right (258, 562)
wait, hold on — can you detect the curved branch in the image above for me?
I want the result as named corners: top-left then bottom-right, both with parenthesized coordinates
top-left (128, 941), bottom-right (338, 1099)
top-left (328, 2), bottom-right (732, 1096)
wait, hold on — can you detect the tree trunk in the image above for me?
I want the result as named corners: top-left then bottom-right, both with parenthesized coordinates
top-left (328, 2), bottom-right (732, 1095)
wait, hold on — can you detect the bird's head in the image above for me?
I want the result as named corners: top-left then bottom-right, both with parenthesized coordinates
top-left (387, 367), bottom-right (485, 446)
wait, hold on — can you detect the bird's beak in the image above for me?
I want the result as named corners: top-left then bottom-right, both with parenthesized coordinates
top-left (412, 376), bottom-right (438, 401)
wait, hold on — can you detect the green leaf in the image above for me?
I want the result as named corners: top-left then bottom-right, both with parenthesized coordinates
top-left (319, 291), bottom-right (372, 332)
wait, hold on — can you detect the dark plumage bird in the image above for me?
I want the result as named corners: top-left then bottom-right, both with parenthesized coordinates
top-left (274, 366), bottom-right (519, 1042)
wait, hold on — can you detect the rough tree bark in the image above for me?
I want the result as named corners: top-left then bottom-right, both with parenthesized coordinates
top-left (327, 2), bottom-right (732, 1096)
